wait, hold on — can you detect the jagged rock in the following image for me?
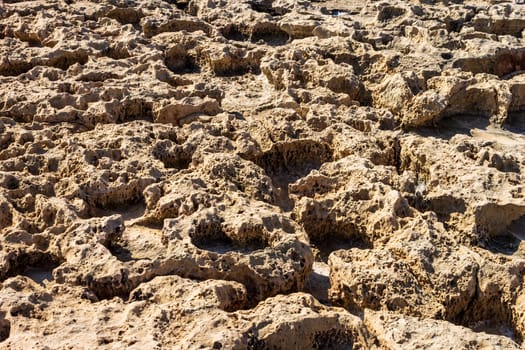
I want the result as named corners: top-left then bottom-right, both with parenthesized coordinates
top-left (393, 70), bottom-right (512, 127)
top-left (0, 277), bottom-right (370, 349)
top-left (290, 155), bottom-right (411, 244)
top-left (328, 215), bottom-right (479, 320)
top-left (365, 310), bottom-right (521, 350)
top-left (180, 293), bottom-right (371, 349)
top-left (261, 40), bottom-right (366, 103)
top-left (152, 96), bottom-right (221, 125)
top-left (400, 133), bottom-right (525, 243)
top-left (2, 0), bottom-right (525, 348)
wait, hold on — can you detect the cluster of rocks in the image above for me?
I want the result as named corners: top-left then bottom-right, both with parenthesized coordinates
top-left (1, 0), bottom-right (525, 348)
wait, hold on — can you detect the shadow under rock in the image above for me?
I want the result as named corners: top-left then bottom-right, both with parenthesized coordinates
top-left (92, 200), bottom-right (147, 223)
top-left (2, 252), bottom-right (61, 285)
top-left (253, 140), bottom-right (334, 211)
top-left (22, 263), bottom-right (58, 284)
top-left (506, 111), bottom-right (525, 135)
top-left (413, 115), bottom-right (491, 141)
top-left (304, 262), bottom-right (331, 304)
top-left (190, 223), bottom-right (267, 255)
top-left (468, 320), bottom-right (517, 342)
top-left (304, 237), bottom-right (370, 305)
top-left (414, 113), bottom-right (525, 143)
top-left (312, 237), bottom-right (370, 263)
top-left (483, 214), bottom-right (525, 257)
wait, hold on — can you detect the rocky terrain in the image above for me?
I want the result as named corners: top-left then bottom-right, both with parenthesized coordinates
top-left (1, 0), bottom-right (525, 348)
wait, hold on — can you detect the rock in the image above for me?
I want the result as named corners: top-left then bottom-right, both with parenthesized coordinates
top-left (2, 0), bottom-right (525, 348)
top-left (472, 4), bottom-right (525, 36)
top-left (395, 70), bottom-right (512, 127)
top-left (261, 39), bottom-right (366, 103)
top-left (290, 155), bottom-right (410, 244)
top-left (152, 97), bottom-right (222, 126)
top-left (365, 309), bottom-right (521, 350)
top-left (399, 134), bottom-right (525, 243)
top-left (180, 293), bottom-right (371, 349)
top-left (328, 214), bottom-right (480, 318)
top-left (0, 276), bottom-right (370, 349)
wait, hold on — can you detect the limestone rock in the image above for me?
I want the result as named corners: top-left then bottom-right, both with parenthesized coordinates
top-left (2, 0), bottom-right (525, 348)
top-left (365, 310), bottom-right (521, 350)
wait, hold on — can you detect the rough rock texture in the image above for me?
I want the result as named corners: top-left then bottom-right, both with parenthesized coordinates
top-left (1, 276), bottom-right (370, 349)
top-left (1, 0), bottom-right (525, 348)
top-left (365, 310), bottom-right (521, 350)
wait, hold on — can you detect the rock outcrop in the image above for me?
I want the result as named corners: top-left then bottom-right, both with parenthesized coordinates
top-left (1, 0), bottom-right (525, 348)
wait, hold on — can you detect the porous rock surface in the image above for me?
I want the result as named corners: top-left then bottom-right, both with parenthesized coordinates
top-left (1, 0), bottom-right (525, 348)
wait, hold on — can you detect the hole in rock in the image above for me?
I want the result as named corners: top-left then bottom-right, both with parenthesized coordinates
top-left (86, 277), bottom-right (133, 301)
top-left (22, 262), bottom-right (58, 284)
top-left (441, 52), bottom-right (453, 60)
top-left (330, 9), bottom-right (349, 17)
top-left (445, 20), bottom-right (463, 33)
top-left (254, 140), bottom-right (333, 210)
top-left (152, 140), bottom-right (192, 170)
top-left (103, 45), bottom-right (132, 60)
top-left (47, 52), bottom-right (88, 70)
top-left (485, 215), bottom-right (525, 256)
top-left (175, 1), bottom-right (189, 10)
top-left (21, 38), bottom-right (42, 48)
top-left (163, 0), bottom-right (190, 11)
top-left (86, 190), bottom-right (146, 212)
top-left (269, 174), bottom-right (295, 212)
top-left (220, 25), bottom-right (250, 42)
top-left (3, 252), bottom-right (60, 284)
top-left (377, 6), bottom-right (405, 22)
top-left (249, 1), bottom-right (289, 16)
top-left (424, 195), bottom-right (467, 223)
top-left (84, 148), bottom-right (123, 166)
top-left (165, 50), bottom-right (200, 74)
top-left (105, 8), bottom-right (143, 25)
top-left (216, 64), bottom-right (260, 77)
top-left (0, 61), bottom-right (33, 77)
top-left (313, 329), bottom-right (354, 350)
top-left (2, 175), bottom-right (20, 190)
top-left (163, 154), bottom-right (191, 169)
top-left (76, 71), bottom-right (120, 82)
top-left (318, 2), bottom-right (361, 16)
top-left (93, 200), bottom-right (147, 223)
top-left (190, 219), bottom-right (267, 254)
top-left (485, 234), bottom-right (521, 256)
top-left (312, 236), bottom-right (370, 263)
top-left (255, 140), bottom-right (333, 179)
top-left (115, 100), bottom-right (154, 123)
top-left (505, 112), bottom-right (525, 134)
top-left (251, 25), bottom-right (289, 46)
top-left (110, 223), bottom-right (165, 262)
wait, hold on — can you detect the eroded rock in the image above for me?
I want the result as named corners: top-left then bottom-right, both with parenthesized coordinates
top-left (2, 0), bottom-right (525, 348)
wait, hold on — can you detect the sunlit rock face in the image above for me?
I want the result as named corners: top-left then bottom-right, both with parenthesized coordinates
top-left (1, 0), bottom-right (525, 348)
